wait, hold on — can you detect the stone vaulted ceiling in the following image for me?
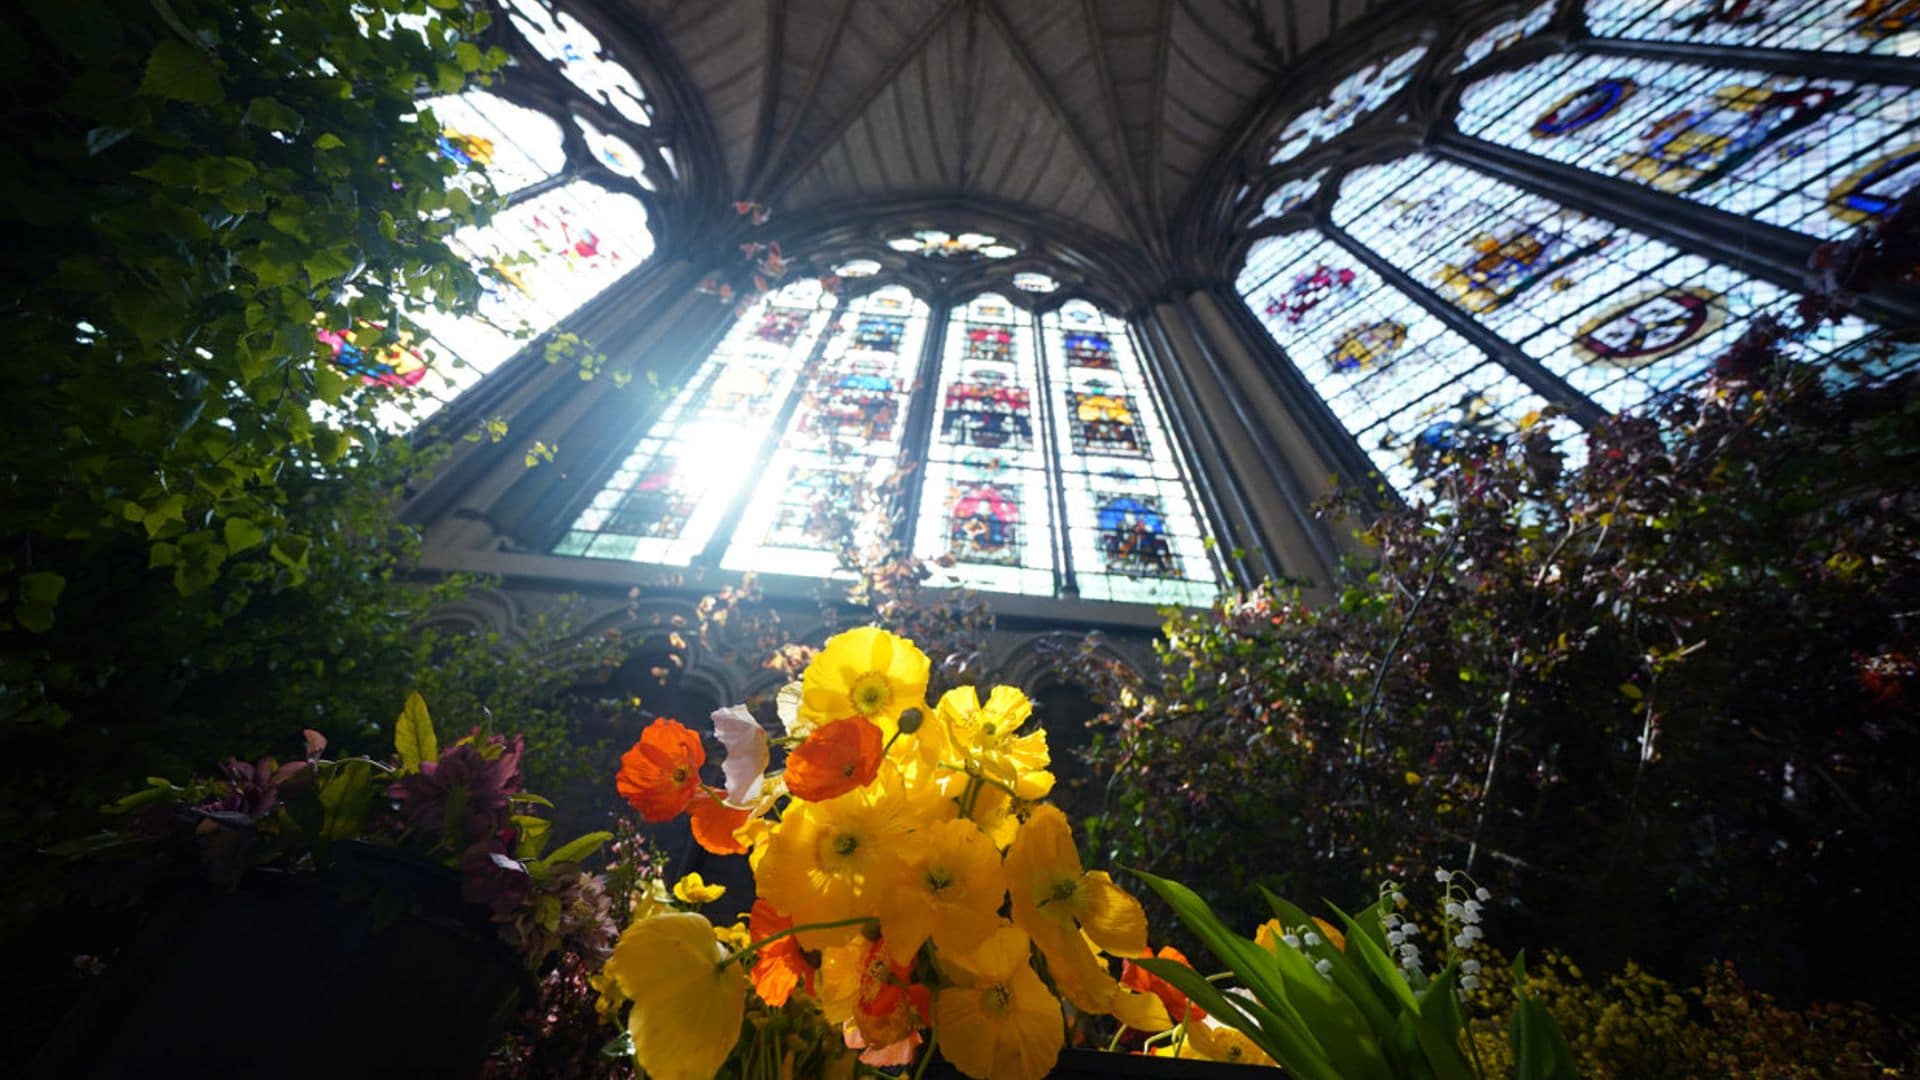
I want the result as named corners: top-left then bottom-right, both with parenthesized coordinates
top-left (610, 0), bottom-right (1440, 257)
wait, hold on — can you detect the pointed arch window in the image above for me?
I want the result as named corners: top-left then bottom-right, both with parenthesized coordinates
top-left (1453, 1), bottom-right (1557, 73)
top-left (1268, 45), bottom-right (1430, 166)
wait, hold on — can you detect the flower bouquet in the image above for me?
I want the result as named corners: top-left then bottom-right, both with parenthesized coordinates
top-left (599, 627), bottom-right (1207, 1080)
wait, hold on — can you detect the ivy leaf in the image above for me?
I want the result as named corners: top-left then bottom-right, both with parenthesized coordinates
top-left (223, 516), bottom-right (265, 554)
top-left (140, 38), bottom-right (223, 104)
top-left (15, 571), bottom-right (67, 633)
top-left (393, 691), bottom-right (438, 774)
top-left (242, 96), bottom-right (304, 134)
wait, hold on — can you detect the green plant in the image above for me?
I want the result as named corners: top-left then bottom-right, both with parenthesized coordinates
top-left (1132, 868), bottom-right (1577, 1080)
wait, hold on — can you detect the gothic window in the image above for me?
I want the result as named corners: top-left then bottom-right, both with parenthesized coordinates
top-left (553, 279), bottom-right (834, 563)
top-left (885, 230), bottom-right (1020, 259)
top-left (504, 0), bottom-right (653, 126)
top-left (1455, 54), bottom-right (1920, 240)
top-left (1268, 45), bottom-right (1430, 165)
top-left (1582, 0), bottom-right (1920, 56)
top-left (1254, 168), bottom-right (1328, 226)
top-left (1237, 231), bottom-right (1571, 493)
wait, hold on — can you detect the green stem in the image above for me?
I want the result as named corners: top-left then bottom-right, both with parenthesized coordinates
top-left (883, 729), bottom-right (904, 757)
top-left (910, 1022), bottom-right (939, 1080)
top-left (716, 916), bottom-right (876, 971)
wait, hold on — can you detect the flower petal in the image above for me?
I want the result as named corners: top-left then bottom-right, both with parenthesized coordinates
top-left (711, 705), bottom-right (770, 805)
top-left (609, 913), bottom-right (745, 1080)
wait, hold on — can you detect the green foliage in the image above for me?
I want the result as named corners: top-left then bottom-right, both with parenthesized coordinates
top-left (1133, 869), bottom-right (1577, 1080)
top-left (1086, 360), bottom-right (1920, 1009)
top-left (1, 0), bottom-right (505, 635)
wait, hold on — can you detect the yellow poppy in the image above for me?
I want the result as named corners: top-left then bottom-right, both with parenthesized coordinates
top-left (606, 913), bottom-right (745, 1080)
top-left (935, 685), bottom-right (1054, 799)
top-left (671, 872), bottom-right (727, 905)
top-left (935, 926), bottom-right (1063, 1080)
top-left (1004, 805), bottom-right (1165, 1025)
top-left (1186, 1020), bottom-right (1279, 1067)
top-left (799, 627), bottom-right (930, 730)
top-left (877, 817), bottom-right (1007, 963)
top-left (755, 767), bottom-right (933, 949)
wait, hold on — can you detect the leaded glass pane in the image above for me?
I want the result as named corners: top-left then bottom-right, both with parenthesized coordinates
top-left (406, 180), bottom-right (653, 412)
top-left (422, 92), bottom-right (568, 197)
top-left (1253, 168), bottom-right (1328, 226)
top-left (1331, 153), bottom-right (1878, 414)
top-left (1236, 228), bottom-right (1571, 493)
top-left (1042, 302), bottom-right (1220, 606)
top-left (911, 293), bottom-right (1055, 596)
top-left (1269, 45), bottom-right (1429, 165)
top-left (1453, 0), bottom-right (1557, 72)
top-left (1456, 53), bottom-right (1920, 240)
top-left (506, 0), bottom-right (653, 127)
top-left (552, 279), bottom-right (834, 563)
top-left (720, 285), bottom-right (931, 578)
top-left (1584, 0), bottom-right (1920, 57)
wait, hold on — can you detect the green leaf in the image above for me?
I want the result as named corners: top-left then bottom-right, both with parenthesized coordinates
top-left (394, 691), bottom-right (438, 773)
top-left (194, 155), bottom-right (256, 192)
top-left (223, 517), bottom-right (265, 554)
top-left (1511, 953), bottom-right (1580, 1080)
top-left (241, 96), bottom-right (304, 134)
top-left (140, 38), bottom-right (223, 104)
top-left (433, 60), bottom-right (464, 93)
top-left (511, 814), bottom-right (552, 860)
top-left (540, 830), bottom-right (613, 868)
top-left (314, 132), bottom-right (345, 151)
top-left (453, 41), bottom-right (483, 72)
top-left (318, 760), bottom-right (374, 841)
top-left (19, 571), bottom-right (65, 606)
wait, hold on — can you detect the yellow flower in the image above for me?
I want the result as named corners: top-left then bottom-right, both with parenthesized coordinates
top-left (936, 685), bottom-right (1054, 799)
top-left (1004, 804), bottom-right (1166, 1026)
top-left (755, 767), bottom-right (936, 949)
top-left (1186, 1020), bottom-right (1279, 1067)
top-left (607, 913), bottom-right (745, 1080)
top-left (935, 926), bottom-right (1063, 1080)
top-left (877, 818), bottom-right (1007, 963)
top-left (630, 876), bottom-right (674, 921)
top-left (672, 872), bottom-right (727, 905)
top-left (712, 919), bottom-right (752, 953)
top-left (800, 627), bottom-right (930, 730)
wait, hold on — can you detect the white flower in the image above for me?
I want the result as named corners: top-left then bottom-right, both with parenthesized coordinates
top-left (1435, 868), bottom-right (1453, 883)
top-left (1399, 943), bottom-right (1420, 959)
top-left (1384, 913), bottom-right (1402, 929)
top-left (1388, 931), bottom-right (1405, 946)
top-left (1460, 974), bottom-right (1481, 991)
top-left (1303, 932), bottom-right (1323, 948)
top-left (1445, 902), bottom-right (1465, 919)
top-left (1281, 933), bottom-right (1301, 949)
top-left (1462, 960), bottom-right (1481, 975)
top-left (1394, 892), bottom-right (1409, 908)
top-left (1314, 958), bottom-right (1334, 977)
top-left (710, 705), bottom-right (769, 806)
top-left (1462, 925), bottom-right (1483, 943)
top-left (1475, 887), bottom-right (1492, 902)
top-left (1454, 933), bottom-right (1472, 948)
top-left (1400, 923), bottom-right (1418, 937)
top-left (1464, 900), bottom-right (1482, 916)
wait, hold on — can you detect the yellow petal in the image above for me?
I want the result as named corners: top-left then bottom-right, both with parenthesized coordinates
top-left (671, 872), bottom-right (727, 905)
top-left (1075, 871), bottom-right (1150, 957)
top-left (608, 913), bottom-right (745, 1080)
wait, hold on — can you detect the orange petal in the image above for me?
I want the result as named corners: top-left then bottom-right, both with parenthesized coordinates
top-left (690, 789), bottom-right (752, 855)
top-left (785, 717), bottom-right (884, 802)
top-left (616, 718), bottom-right (706, 821)
top-left (749, 900), bottom-right (812, 1007)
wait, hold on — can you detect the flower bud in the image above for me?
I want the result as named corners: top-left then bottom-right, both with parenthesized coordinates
top-left (896, 707), bottom-right (924, 735)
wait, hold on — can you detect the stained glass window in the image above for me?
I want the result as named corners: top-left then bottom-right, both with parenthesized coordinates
top-left (1043, 302), bottom-right (1220, 606)
top-left (1331, 153), bottom-right (1877, 415)
top-left (402, 180), bottom-right (653, 413)
top-left (1455, 54), bottom-right (1920, 240)
top-left (884, 230), bottom-right (1019, 259)
top-left (911, 294), bottom-right (1055, 595)
top-left (1236, 229), bottom-right (1573, 493)
top-left (834, 259), bottom-right (882, 278)
top-left (1453, 0), bottom-right (1557, 72)
top-left (1253, 169), bottom-right (1328, 226)
top-left (1268, 45), bottom-right (1429, 166)
top-left (504, 0), bottom-right (653, 126)
top-left (1583, 0), bottom-right (1920, 57)
top-left (552, 280), bottom-right (835, 562)
top-left (576, 114), bottom-right (652, 189)
top-left (720, 285), bottom-right (932, 577)
top-left (1012, 272), bottom-right (1059, 293)
top-left (423, 92), bottom-right (568, 196)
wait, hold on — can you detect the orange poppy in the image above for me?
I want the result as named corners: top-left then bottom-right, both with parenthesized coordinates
top-left (689, 789), bottom-right (752, 855)
top-left (748, 900), bottom-right (813, 1007)
top-left (616, 718), bottom-right (706, 821)
top-left (783, 716), bottom-right (884, 802)
top-left (1120, 946), bottom-right (1207, 1026)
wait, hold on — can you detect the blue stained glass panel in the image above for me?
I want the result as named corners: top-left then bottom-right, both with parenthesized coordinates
top-left (1456, 54), bottom-right (1920, 240)
top-left (553, 279), bottom-right (833, 563)
top-left (422, 92), bottom-right (568, 197)
top-left (1583, 0), bottom-right (1920, 57)
top-left (1253, 169), bottom-right (1328, 227)
top-left (1044, 302), bottom-right (1220, 606)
